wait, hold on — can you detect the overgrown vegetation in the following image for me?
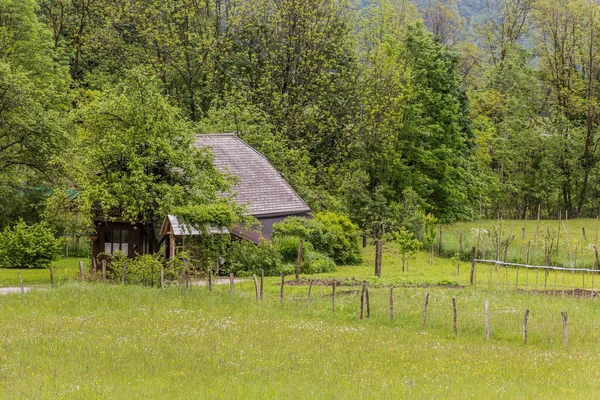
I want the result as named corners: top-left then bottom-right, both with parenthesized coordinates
top-left (0, 221), bottom-right (60, 268)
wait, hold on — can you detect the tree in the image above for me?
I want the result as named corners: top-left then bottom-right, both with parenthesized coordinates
top-left (60, 67), bottom-right (233, 245)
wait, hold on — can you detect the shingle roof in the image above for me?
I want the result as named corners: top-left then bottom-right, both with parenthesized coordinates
top-left (160, 215), bottom-right (229, 236)
top-left (194, 134), bottom-right (311, 216)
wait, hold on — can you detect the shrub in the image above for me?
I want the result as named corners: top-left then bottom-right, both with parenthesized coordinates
top-left (302, 252), bottom-right (336, 274)
top-left (271, 217), bottom-right (328, 250)
top-left (273, 235), bottom-right (314, 264)
top-left (273, 212), bottom-right (362, 265)
top-left (315, 212), bottom-right (362, 265)
top-left (225, 240), bottom-right (283, 277)
top-left (0, 220), bottom-right (61, 268)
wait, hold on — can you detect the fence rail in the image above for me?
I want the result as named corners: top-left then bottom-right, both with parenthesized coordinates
top-left (474, 259), bottom-right (600, 273)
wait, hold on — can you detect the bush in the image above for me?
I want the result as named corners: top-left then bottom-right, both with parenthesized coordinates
top-left (301, 252), bottom-right (336, 274)
top-left (273, 235), bottom-right (314, 264)
top-left (225, 240), bottom-right (283, 277)
top-left (271, 217), bottom-right (328, 251)
top-left (315, 212), bottom-right (362, 265)
top-left (0, 220), bottom-right (61, 268)
top-left (273, 212), bottom-right (362, 265)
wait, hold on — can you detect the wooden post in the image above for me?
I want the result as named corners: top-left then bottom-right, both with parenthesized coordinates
top-left (184, 260), bottom-right (189, 290)
top-left (280, 275), bottom-right (285, 302)
top-left (102, 260), bottom-right (107, 282)
top-left (452, 297), bottom-right (458, 335)
top-left (438, 226), bottom-right (442, 256)
top-left (332, 281), bottom-right (336, 312)
top-left (92, 257), bottom-right (97, 273)
top-left (160, 265), bottom-right (164, 289)
top-left (295, 239), bottom-right (303, 280)
top-left (458, 231), bottom-right (463, 275)
top-left (208, 269), bottom-right (213, 292)
top-left (360, 281), bottom-right (367, 319)
top-left (307, 279), bottom-right (313, 306)
top-left (422, 292), bottom-right (430, 330)
top-left (49, 267), bottom-right (54, 287)
top-left (121, 263), bottom-right (127, 285)
top-left (583, 227), bottom-right (587, 241)
top-left (365, 284), bottom-right (370, 318)
top-left (18, 272), bottom-right (24, 293)
top-left (389, 286), bottom-right (394, 320)
top-left (595, 246), bottom-right (599, 270)
top-left (485, 300), bottom-right (490, 340)
top-left (523, 309), bottom-right (529, 344)
top-left (470, 247), bottom-right (476, 286)
top-left (252, 274), bottom-right (259, 301)
top-left (260, 269), bottom-right (264, 301)
top-left (561, 311), bottom-right (568, 348)
top-left (229, 273), bottom-right (235, 294)
top-left (375, 239), bottom-right (383, 277)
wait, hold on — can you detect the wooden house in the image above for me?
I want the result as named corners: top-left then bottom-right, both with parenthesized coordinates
top-left (91, 133), bottom-right (311, 259)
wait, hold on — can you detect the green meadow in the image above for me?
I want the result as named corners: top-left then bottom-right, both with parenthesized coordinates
top-left (2, 221), bottom-right (600, 398)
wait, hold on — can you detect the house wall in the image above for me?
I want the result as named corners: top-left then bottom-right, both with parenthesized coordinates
top-left (92, 221), bottom-right (152, 259)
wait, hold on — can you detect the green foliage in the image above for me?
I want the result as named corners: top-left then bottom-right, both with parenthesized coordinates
top-left (301, 252), bottom-right (336, 274)
top-left (172, 203), bottom-right (243, 232)
top-left (106, 251), bottom-right (165, 285)
top-left (0, 220), bottom-right (60, 268)
top-left (273, 213), bottom-right (362, 265)
top-left (391, 227), bottom-right (421, 272)
top-left (272, 236), bottom-right (315, 264)
top-left (314, 212), bottom-right (362, 265)
top-left (225, 240), bottom-right (284, 277)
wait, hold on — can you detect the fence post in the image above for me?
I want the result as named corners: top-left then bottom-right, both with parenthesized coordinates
top-left (458, 231), bottom-right (463, 275)
top-left (389, 286), bottom-right (394, 320)
top-left (295, 239), bottom-right (303, 280)
top-left (452, 297), bottom-right (458, 335)
top-left (252, 274), bottom-right (259, 301)
top-left (470, 247), bottom-right (476, 286)
top-left (595, 246), bottom-right (600, 270)
top-left (561, 311), bottom-right (568, 348)
top-left (375, 239), bottom-right (383, 277)
top-left (92, 257), bottom-right (97, 274)
top-left (18, 272), bottom-right (24, 293)
top-left (332, 281), bottom-right (336, 312)
top-left (229, 273), bottom-right (235, 294)
top-left (523, 309), bottom-right (530, 344)
top-left (260, 269), bottom-right (264, 301)
top-left (437, 226), bottom-right (442, 256)
top-left (280, 275), bottom-right (285, 303)
top-left (208, 269), bottom-right (213, 292)
top-left (307, 279), bottom-right (313, 307)
top-left (360, 281), bottom-right (366, 319)
top-left (365, 284), bottom-right (370, 318)
top-left (160, 265), bottom-right (164, 289)
top-left (49, 267), bottom-right (54, 287)
top-left (422, 292), bottom-right (430, 330)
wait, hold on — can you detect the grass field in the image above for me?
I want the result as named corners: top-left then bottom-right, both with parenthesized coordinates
top-left (441, 218), bottom-right (600, 268)
top-left (2, 223), bottom-right (600, 398)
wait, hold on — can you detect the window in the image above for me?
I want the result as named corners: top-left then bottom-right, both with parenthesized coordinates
top-left (104, 229), bottom-right (130, 255)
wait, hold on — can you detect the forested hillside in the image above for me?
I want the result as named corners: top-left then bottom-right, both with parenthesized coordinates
top-left (1, 0), bottom-right (599, 236)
